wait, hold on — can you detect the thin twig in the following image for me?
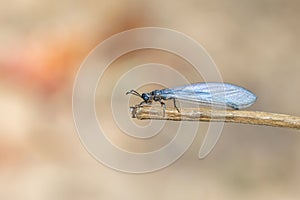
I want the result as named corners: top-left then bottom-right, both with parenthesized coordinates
top-left (130, 105), bottom-right (300, 130)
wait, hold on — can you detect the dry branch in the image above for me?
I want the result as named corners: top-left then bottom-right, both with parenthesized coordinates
top-left (130, 106), bottom-right (300, 130)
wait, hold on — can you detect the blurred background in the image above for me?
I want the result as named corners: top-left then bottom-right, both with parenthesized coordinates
top-left (1, 0), bottom-right (300, 199)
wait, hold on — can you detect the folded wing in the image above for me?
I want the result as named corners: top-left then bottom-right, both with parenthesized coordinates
top-left (160, 82), bottom-right (257, 109)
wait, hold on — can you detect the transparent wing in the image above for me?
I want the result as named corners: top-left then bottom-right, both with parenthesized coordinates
top-left (160, 82), bottom-right (257, 109)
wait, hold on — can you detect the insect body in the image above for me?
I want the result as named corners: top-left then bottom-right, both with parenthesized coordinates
top-left (126, 82), bottom-right (257, 112)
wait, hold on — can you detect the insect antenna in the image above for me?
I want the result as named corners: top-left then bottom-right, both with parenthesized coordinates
top-left (125, 90), bottom-right (142, 98)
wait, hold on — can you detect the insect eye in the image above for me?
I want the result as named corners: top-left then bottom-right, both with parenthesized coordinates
top-left (142, 93), bottom-right (149, 101)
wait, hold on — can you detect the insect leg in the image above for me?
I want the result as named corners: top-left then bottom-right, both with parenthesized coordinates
top-left (159, 100), bottom-right (166, 117)
top-left (138, 101), bottom-right (147, 106)
top-left (226, 102), bottom-right (239, 110)
top-left (172, 98), bottom-right (180, 113)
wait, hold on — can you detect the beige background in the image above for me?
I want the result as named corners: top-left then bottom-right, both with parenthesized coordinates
top-left (1, 0), bottom-right (300, 199)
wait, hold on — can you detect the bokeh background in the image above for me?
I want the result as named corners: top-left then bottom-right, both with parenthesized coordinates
top-left (1, 0), bottom-right (300, 199)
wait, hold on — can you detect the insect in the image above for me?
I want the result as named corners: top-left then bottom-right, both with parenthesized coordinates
top-left (126, 82), bottom-right (257, 112)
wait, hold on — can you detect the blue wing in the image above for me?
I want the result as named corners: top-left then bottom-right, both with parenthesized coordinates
top-left (159, 82), bottom-right (257, 109)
